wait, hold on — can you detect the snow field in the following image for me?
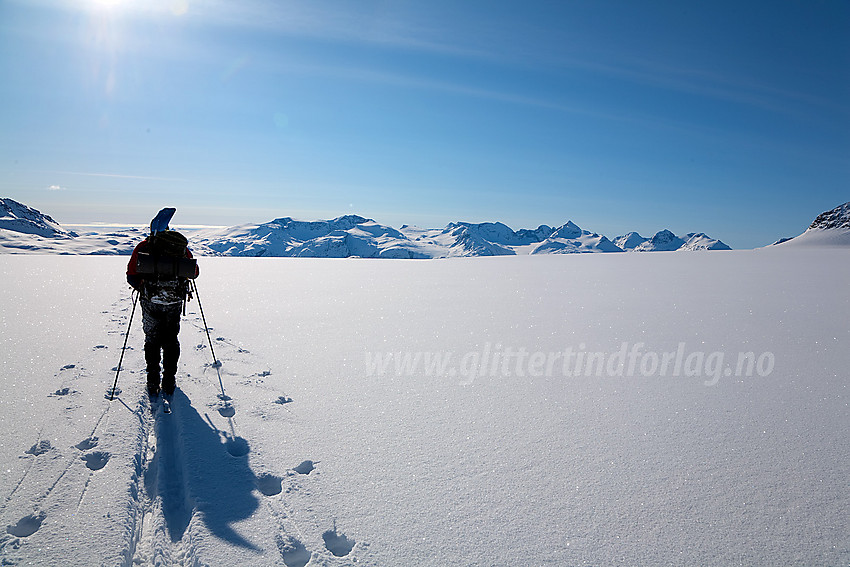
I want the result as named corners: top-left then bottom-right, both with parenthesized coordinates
top-left (1, 248), bottom-right (849, 565)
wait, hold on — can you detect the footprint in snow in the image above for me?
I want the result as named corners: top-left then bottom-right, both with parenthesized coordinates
top-left (60, 364), bottom-right (76, 371)
top-left (290, 460), bottom-right (316, 475)
top-left (255, 473), bottom-right (283, 496)
top-left (215, 401), bottom-right (236, 417)
top-left (6, 513), bottom-right (46, 538)
top-left (322, 526), bottom-right (355, 557)
top-left (49, 387), bottom-right (73, 397)
top-left (276, 534), bottom-right (311, 567)
top-left (75, 437), bottom-right (98, 451)
top-left (224, 435), bottom-right (250, 457)
top-left (24, 441), bottom-right (52, 456)
top-left (82, 451), bottom-right (110, 471)
top-left (273, 396), bottom-right (293, 405)
top-left (215, 336), bottom-right (250, 353)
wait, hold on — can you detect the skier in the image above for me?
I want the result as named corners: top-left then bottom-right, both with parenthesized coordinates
top-left (126, 209), bottom-right (199, 398)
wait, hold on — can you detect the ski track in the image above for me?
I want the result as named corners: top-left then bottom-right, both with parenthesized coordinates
top-left (1, 293), bottom-right (369, 566)
top-left (0, 294), bottom-right (136, 564)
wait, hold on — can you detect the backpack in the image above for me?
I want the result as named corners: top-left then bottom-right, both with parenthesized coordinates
top-left (137, 231), bottom-right (197, 278)
top-left (149, 230), bottom-right (189, 257)
top-left (136, 231), bottom-right (197, 304)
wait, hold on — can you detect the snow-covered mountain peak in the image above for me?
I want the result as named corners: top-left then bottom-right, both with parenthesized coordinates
top-left (530, 221), bottom-right (623, 254)
top-left (634, 229), bottom-right (685, 252)
top-left (442, 221), bottom-right (554, 246)
top-left (549, 220), bottom-right (582, 240)
top-left (192, 214), bottom-right (415, 257)
top-left (613, 232), bottom-right (648, 250)
top-left (0, 198), bottom-right (75, 238)
top-left (680, 233), bottom-right (732, 251)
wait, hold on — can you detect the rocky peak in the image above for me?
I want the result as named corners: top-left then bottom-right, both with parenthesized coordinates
top-left (809, 202), bottom-right (850, 230)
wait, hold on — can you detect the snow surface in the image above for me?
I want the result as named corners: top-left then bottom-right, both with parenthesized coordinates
top-left (1, 247), bottom-right (849, 566)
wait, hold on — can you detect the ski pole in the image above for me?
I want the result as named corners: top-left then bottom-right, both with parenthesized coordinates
top-left (192, 279), bottom-right (219, 366)
top-left (191, 280), bottom-right (228, 401)
top-left (109, 289), bottom-right (138, 401)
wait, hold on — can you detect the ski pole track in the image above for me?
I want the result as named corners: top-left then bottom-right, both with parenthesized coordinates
top-left (0, 291), bottom-right (147, 564)
top-left (0, 360), bottom-right (114, 515)
top-left (0, 396), bottom-right (123, 561)
top-left (187, 314), bottom-right (296, 415)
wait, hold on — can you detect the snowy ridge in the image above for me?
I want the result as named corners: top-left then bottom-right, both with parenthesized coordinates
top-left (614, 229), bottom-right (732, 252)
top-left (191, 215), bottom-right (429, 259)
top-left (772, 201), bottom-right (850, 248)
top-left (680, 232), bottom-right (733, 251)
top-left (613, 231), bottom-right (648, 250)
top-left (809, 201), bottom-right (850, 230)
top-left (1, 197), bottom-right (737, 256)
top-left (622, 229), bottom-right (732, 252)
top-left (0, 198), bottom-right (75, 238)
top-left (530, 221), bottom-right (623, 254)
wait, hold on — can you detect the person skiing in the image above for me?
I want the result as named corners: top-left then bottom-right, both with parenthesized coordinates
top-left (126, 208), bottom-right (199, 398)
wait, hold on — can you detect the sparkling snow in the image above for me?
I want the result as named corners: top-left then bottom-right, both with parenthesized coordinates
top-left (0, 247), bottom-right (848, 566)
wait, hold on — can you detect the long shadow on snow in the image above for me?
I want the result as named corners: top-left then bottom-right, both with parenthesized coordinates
top-left (151, 389), bottom-right (260, 550)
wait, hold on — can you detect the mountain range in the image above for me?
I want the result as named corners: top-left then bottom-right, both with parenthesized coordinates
top-left (5, 197), bottom-right (846, 257)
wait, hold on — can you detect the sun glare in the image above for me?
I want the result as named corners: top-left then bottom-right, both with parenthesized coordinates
top-left (83, 0), bottom-right (188, 17)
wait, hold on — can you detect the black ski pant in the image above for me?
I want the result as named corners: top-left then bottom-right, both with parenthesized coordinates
top-left (141, 299), bottom-right (182, 394)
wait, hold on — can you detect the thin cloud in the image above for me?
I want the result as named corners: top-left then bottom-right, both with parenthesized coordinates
top-left (55, 171), bottom-right (188, 182)
top-left (47, 184), bottom-right (66, 191)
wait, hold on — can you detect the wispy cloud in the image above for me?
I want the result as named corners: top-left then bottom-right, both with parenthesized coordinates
top-left (47, 184), bottom-right (66, 191)
top-left (55, 171), bottom-right (187, 181)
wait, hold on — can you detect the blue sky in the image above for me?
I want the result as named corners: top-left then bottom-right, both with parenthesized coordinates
top-left (1, 0), bottom-right (848, 248)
